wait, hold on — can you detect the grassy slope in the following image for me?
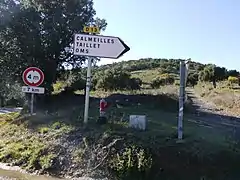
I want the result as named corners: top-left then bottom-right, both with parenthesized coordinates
top-left (131, 69), bottom-right (179, 88)
top-left (194, 82), bottom-right (240, 116)
top-left (1, 86), bottom-right (240, 179)
top-left (1, 60), bottom-right (240, 179)
top-left (132, 67), bottom-right (240, 117)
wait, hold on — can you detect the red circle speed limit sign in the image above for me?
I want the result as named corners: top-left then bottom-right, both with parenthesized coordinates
top-left (22, 67), bottom-right (44, 87)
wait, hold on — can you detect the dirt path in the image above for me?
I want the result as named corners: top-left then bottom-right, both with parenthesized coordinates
top-left (185, 88), bottom-right (240, 140)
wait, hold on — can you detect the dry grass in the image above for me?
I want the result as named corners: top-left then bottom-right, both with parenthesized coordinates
top-left (3, 84), bottom-right (240, 179)
top-left (194, 82), bottom-right (240, 116)
top-left (74, 85), bottom-right (179, 99)
top-left (131, 69), bottom-right (162, 84)
top-left (131, 69), bottom-right (179, 88)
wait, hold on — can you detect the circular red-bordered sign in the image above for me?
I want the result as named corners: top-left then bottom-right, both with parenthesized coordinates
top-left (22, 67), bottom-right (44, 87)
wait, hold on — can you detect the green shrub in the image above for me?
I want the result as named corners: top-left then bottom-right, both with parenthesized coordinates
top-left (94, 68), bottom-right (142, 91)
top-left (38, 127), bottom-right (49, 134)
top-left (228, 76), bottom-right (238, 84)
top-left (187, 72), bottom-right (198, 87)
top-left (39, 154), bottom-right (57, 170)
top-left (150, 74), bottom-right (175, 89)
top-left (110, 145), bottom-right (152, 177)
top-left (0, 80), bottom-right (24, 107)
top-left (128, 78), bottom-right (142, 90)
top-left (53, 81), bottom-right (66, 92)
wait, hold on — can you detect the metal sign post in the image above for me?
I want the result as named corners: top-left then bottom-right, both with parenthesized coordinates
top-left (83, 26), bottom-right (95, 124)
top-left (83, 57), bottom-right (93, 124)
top-left (30, 93), bottom-right (34, 115)
top-left (73, 26), bottom-right (130, 125)
top-left (178, 60), bottom-right (186, 140)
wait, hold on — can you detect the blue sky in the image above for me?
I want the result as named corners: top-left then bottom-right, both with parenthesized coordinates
top-left (93, 0), bottom-right (240, 70)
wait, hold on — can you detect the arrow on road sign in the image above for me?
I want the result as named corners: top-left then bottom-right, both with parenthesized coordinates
top-left (73, 34), bottom-right (130, 59)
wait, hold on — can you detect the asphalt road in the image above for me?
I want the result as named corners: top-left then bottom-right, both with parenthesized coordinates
top-left (0, 107), bottom-right (22, 115)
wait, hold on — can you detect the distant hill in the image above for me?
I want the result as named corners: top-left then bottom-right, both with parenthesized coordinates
top-left (93, 58), bottom-right (239, 87)
top-left (95, 58), bottom-right (239, 77)
top-left (57, 58), bottom-right (240, 93)
top-left (96, 58), bottom-right (204, 73)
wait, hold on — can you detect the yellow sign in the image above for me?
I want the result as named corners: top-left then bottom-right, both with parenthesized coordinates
top-left (83, 26), bottom-right (100, 34)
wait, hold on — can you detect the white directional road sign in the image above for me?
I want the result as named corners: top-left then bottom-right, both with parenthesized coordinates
top-left (22, 86), bottom-right (45, 94)
top-left (73, 34), bottom-right (130, 58)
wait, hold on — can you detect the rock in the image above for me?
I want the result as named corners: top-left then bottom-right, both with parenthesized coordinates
top-left (129, 115), bottom-right (146, 130)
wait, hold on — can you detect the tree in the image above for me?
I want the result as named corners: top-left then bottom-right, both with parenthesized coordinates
top-left (150, 74), bottom-right (175, 89)
top-left (187, 72), bottom-right (198, 87)
top-left (227, 70), bottom-right (239, 77)
top-left (199, 66), bottom-right (213, 82)
top-left (214, 66), bottom-right (227, 81)
top-left (93, 68), bottom-right (141, 91)
top-left (0, 0), bottom-right (107, 94)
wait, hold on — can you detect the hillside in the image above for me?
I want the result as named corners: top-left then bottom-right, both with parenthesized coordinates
top-left (1, 58), bottom-right (240, 180)
top-left (51, 58), bottom-right (240, 95)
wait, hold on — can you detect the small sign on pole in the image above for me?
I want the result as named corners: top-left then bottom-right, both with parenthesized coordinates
top-left (22, 67), bottom-right (45, 115)
top-left (22, 67), bottom-right (44, 87)
top-left (22, 86), bottom-right (45, 94)
top-left (73, 30), bottom-right (130, 124)
top-left (83, 26), bottom-right (100, 34)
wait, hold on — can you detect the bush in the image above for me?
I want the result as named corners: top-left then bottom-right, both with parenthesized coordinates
top-left (61, 71), bottom-right (86, 93)
top-left (150, 77), bottom-right (164, 89)
top-left (128, 78), bottom-right (142, 90)
top-left (150, 74), bottom-right (175, 89)
top-left (0, 80), bottom-right (24, 107)
top-left (228, 76), bottom-right (238, 84)
top-left (187, 73), bottom-right (198, 87)
top-left (53, 81), bottom-right (67, 93)
top-left (70, 78), bottom-right (86, 91)
top-left (94, 68), bottom-right (142, 91)
top-left (110, 145), bottom-right (152, 177)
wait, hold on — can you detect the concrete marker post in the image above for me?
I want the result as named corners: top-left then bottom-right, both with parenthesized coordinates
top-left (178, 60), bottom-right (186, 140)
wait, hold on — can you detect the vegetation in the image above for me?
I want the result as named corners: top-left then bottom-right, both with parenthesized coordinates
top-left (92, 68), bottom-right (142, 91)
top-left (194, 82), bottom-right (240, 116)
top-left (0, 0), bottom-right (106, 96)
top-left (150, 73), bottom-right (175, 89)
top-left (1, 91), bottom-right (240, 180)
top-left (1, 0), bottom-right (240, 180)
